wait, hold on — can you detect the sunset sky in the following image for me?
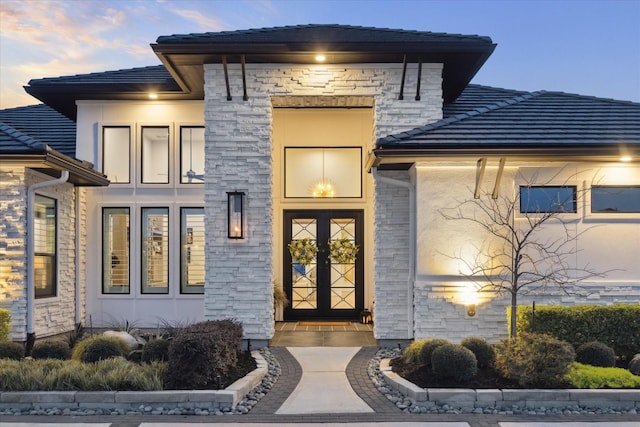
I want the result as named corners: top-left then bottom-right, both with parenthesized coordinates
top-left (1, 0), bottom-right (639, 109)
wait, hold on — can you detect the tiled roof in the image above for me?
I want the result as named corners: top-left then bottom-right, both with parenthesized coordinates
top-left (0, 104), bottom-right (76, 157)
top-left (443, 84), bottom-right (529, 118)
top-left (379, 90), bottom-right (640, 148)
top-left (0, 123), bottom-right (48, 154)
top-left (26, 65), bottom-right (177, 87)
top-left (156, 24), bottom-right (493, 45)
top-left (25, 66), bottom-right (181, 120)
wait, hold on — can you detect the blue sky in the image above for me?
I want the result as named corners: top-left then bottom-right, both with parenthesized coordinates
top-left (1, 0), bottom-right (639, 109)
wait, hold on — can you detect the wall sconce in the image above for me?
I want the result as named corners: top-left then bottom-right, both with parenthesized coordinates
top-left (466, 303), bottom-right (476, 317)
top-left (227, 191), bottom-right (245, 239)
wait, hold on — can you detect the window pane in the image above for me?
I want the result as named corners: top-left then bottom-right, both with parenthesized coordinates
top-left (102, 208), bottom-right (130, 294)
top-left (181, 208), bottom-right (205, 294)
top-left (592, 186), bottom-right (640, 213)
top-left (141, 208), bottom-right (169, 294)
top-left (180, 127), bottom-right (205, 183)
top-left (34, 195), bottom-right (56, 298)
top-left (142, 127), bottom-right (169, 183)
top-left (103, 127), bottom-right (130, 183)
top-left (285, 147), bottom-right (362, 198)
top-left (520, 186), bottom-right (576, 213)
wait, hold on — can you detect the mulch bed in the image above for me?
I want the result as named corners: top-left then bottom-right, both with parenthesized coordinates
top-left (218, 351), bottom-right (257, 389)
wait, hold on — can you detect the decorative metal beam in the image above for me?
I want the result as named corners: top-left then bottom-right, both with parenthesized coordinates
top-left (415, 60), bottom-right (422, 101)
top-left (241, 55), bottom-right (248, 101)
top-left (222, 56), bottom-right (232, 101)
top-left (492, 157), bottom-right (506, 199)
top-left (398, 54), bottom-right (407, 100)
top-left (475, 158), bottom-right (487, 199)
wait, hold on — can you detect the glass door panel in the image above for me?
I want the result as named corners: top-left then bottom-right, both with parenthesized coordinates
top-left (284, 210), bottom-right (363, 320)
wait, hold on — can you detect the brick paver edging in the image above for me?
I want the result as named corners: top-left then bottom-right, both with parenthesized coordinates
top-left (0, 351), bottom-right (267, 412)
top-left (380, 358), bottom-right (640, 410)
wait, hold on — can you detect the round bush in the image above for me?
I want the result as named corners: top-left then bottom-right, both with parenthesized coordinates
top-left (402, 338), bottom-right (428, 364)
top-left (575, 341), bottom-right (616, 368)
top-left (73, 336), bottom-right (129, 363)
top-left (418, 338), bottom-right (450, 366)
top-left (31, 341), bottom-right (71, 360)
top-left (431, 344), bottom-right (478, 381)
top-left (461, 337), bottom-right (495, 369)
top-left (0, 341), bottom-right (23, 360)
top-left (628, 354), bottom-right (640, 376)
top-left (495, 332), bottom-right (575, 387)
top-left (141, 338), bottom-right (170, 363)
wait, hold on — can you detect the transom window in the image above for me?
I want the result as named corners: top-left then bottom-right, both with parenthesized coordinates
top-left (180, 127), bottom-right (205, 184)
top-left (34, 194), bottom-right (56, 298)
top-left (591, 186), bottom-right (640, 213)
top-left (141, 126), bottom-right (170, 184)
top-left (520, 186), bottom-right (577, 213)
top-left (284, 147), bottom-right (362, 198)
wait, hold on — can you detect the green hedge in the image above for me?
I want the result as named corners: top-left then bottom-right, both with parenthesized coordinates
top-left (516, 304), bottom-right (640, 361)
top-left (0, 309), bottom-right (11, 342)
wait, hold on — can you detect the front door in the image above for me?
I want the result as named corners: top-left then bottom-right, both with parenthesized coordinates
top-left (284, 210), bottom-right (364, 320)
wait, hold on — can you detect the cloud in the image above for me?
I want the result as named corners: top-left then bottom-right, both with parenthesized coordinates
top-left (168, 7), bottom-right (227, 31)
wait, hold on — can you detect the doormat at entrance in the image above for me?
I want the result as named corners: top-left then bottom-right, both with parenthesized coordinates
top-left (297, 321), bottom-right (352, 326)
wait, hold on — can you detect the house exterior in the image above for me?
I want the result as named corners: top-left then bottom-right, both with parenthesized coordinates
top-left (1, 25), bottom-right (639, 345)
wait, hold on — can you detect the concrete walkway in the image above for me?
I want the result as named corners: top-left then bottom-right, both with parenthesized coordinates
top-left (276, 347), bottom-right (374, 414)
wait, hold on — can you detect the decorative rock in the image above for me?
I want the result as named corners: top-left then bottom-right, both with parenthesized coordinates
top-left (103, 330), bottom-right (139, 349)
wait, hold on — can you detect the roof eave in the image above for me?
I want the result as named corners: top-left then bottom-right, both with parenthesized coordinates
top-left (368, 145), bottom-right (640, 170)
top-left (0, 151), bottom-right (110, 186)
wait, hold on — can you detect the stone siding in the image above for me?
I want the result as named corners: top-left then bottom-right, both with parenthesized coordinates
top-left (0, 167), bottom-right (28, 340)
top-left (203, 62), bottom-right (443, 340)
top-left (373, 170), bottom-right (412, 340)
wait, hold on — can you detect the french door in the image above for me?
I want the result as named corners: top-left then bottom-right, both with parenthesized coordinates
top-left (283, 210), bottom-right (364, 320)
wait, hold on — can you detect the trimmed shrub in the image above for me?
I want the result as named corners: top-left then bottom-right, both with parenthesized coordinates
top-left (431, 344), bottom-right (477, 381)
top-left (401, 339), bottom-right (428, 364)
top-left (461, 337), bottom-right (495, 369)
top-left (141, 339), bottom-right (170, 363)
top-left (495, 332), bottom-right (575, 387)
top-left (72, 336), bottom-right (129, 363)
top-left (0, 341), bottom-right (23, 360)
top-left (568, 362), bottom-right (640, 388)
top-left (575, 341), bottom-right (616, 368)
top-left (164, 319), bottom-right (243, 390)
top-left (629, 354), bottom-right (640, 376)
top-left (515, 304), bottom-right (640, 362)
top-left (418, 338), bottom-right (450, 366)
top-left (31, 341), bottom-right (71, 360)
top-left (0, 309), bottom-right (11, 341)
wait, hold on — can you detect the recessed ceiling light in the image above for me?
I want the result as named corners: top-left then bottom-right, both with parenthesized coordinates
top-left (315, 54), bottom-right (326, 62)
top-left (620, 156), bottom-right (632, 162)
top-left (148, 93), bottom-right (158, 100)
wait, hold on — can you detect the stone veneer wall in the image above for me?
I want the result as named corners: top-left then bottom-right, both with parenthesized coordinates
top-left (203, 62), bottom-right (443, 341)
top-left (0, 168), bottom-right (79, 340)
top-left (372, 170), bottom-right (413, 340)
top-left (0, 167), bottom-right (28, 340)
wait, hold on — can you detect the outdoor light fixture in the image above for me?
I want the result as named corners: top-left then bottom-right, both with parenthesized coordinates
top-left (315, 54), bottom-right (326, 62)
top-left (148, 92), bottom-right (158, 100)
top-left (466, 303), bottom-right (476, 317)
top-left (227, 191), bottom-right (245, 239)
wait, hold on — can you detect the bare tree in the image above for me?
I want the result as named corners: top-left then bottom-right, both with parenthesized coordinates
top-left (441, 178), bottom-right (607, 338)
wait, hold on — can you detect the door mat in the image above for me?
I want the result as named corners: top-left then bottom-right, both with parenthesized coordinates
top-left (297, 321), bottom-right (352, 326)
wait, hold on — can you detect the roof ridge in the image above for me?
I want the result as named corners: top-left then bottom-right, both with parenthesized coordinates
top-left (537, 90), bottom-right (640, 106)
top-left (0, 122), bottom-right (47, 149)
top-left (379, 90), bottom-right (541, 144)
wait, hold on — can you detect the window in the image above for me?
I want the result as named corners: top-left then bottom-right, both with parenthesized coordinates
top-left (284, 147), bottom-right (362, 198)
top-left (591, 186), bottom-right (640, 213)
top-left (103, 127), bottom-right (130, 183)
top-left (520, 186), bottom-right (577, 213)
top-left (102, 208), bottom-right (130, 294)
top-left (141, 126), bottom-right (170, 184)
top-left (141, 208), bottom-right (169, 294)
top-left (181, 208), bottom-right (205, 294)
top-left (34, 195), bottom-right (56, 298)
top-left (180, 127), bottom-right (205, 183)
